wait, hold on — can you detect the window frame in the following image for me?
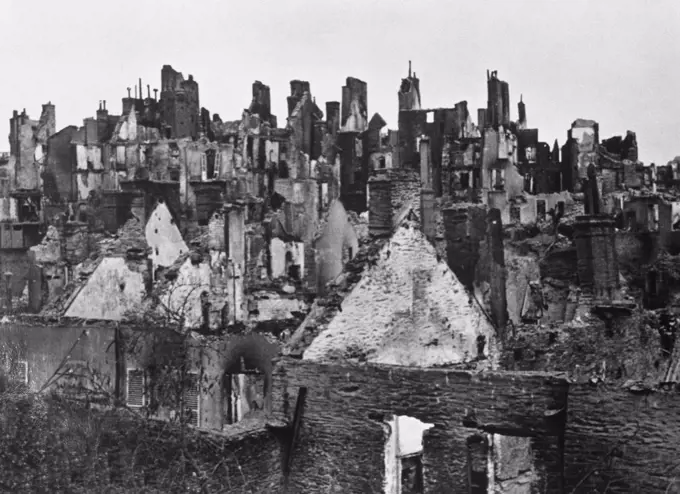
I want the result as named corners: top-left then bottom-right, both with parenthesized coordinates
top-left (183, 371), bottom-right (201, 427)
top-left (126, 368), bottom-right (146, 408)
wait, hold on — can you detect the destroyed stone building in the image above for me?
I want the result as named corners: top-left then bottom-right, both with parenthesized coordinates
top-left (1, 62), bottom-right (680, 492)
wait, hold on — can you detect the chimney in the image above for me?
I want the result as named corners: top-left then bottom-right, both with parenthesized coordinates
top-left (408, 60), bottom-right (412, 78)
top-left (153, 89), bottom-right (158, 101)
top-left (574, 215), bottom-right (620, 302)
top-left (139, 78), bottom-right (143, 100)
top-left (477, 109), bottom-right (487, 130)
top-left (368, 175), bottom-right (392, 237)
top-left (326, 101), bottom-right (340, 135)
top-left (517, 94), bottom-right (526, 129)
top-left (224, 203), bottom-right (245, 269)
top-left (147, 84), bottom-right (151, 99)
top-left (487, 208), bottom-right (508, 337)
top-left (420, 188), bottom-right (435, 242)
top-left (419, 137), bottom-right (431, 188)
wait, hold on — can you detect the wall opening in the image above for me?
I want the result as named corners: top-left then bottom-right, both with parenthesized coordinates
top-left (278, 161), bottom-right (289, 179)
top-left (460, 172), bottom-right (470, 190)
top-left (536, 200), bottom-right (546, 222)
top-left (205, 149), bottom-right (216, 179)
top-left (466, 435), bottom-right (489, 494)
top-left (384, 415), bottom-right (434, 494)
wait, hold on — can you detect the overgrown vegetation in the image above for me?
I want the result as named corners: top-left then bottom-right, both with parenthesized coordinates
top-left (0, 385), bottom-right (276, 493)
top-left (0, 283), bottom-right (281, 493)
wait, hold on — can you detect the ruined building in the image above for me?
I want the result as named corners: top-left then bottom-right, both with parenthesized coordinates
top-left (3, 62), bottom-right (680, 493)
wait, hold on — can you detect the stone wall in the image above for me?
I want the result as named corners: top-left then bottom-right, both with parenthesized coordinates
top-left (564, 386), bottom-right (680, 493)
top-left (271, 358), bottom-right (568, 493)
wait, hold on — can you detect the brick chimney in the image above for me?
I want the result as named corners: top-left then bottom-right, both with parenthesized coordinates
top-left (368, 174), bottom-right (392, 237)
top-left (420, 188), bottom-right (435, 242)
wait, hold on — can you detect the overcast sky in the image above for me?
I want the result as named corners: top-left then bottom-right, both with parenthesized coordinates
top-left (1, 0), bottom-right (679, 165)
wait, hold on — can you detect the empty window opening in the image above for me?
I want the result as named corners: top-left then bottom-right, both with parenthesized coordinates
top-left (247, 136), bottom-right (254, 163)
top-left (379, 156), bottom-right (386, 169)
top-left (384, 415), bottom-right (434, 494)
top-left (625, 210), bottom-right (637, 231)
top-left (286, 251), bottom-right (301, 281)
top-left (472, 169), bottom-right (481, 189)
top-left (224, 371), bottom-right (264, 424)
top-left (510, 206), bottom-right (521, 224)
top-left (278, 160), bottom-right (289, 179)
top-left (460, 172), bottom-right (470, 190)
top-left (258, 138), bottom-right (267, 170)
top-left (466, 435), bottom-right (489, 494)
top-left (205, 149), bottom-right (216, 179)
top-left (536, 200), bottom-right (546, 222)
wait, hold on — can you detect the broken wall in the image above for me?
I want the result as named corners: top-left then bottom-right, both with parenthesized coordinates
top-left (0, 323), bottom-right (116, 394)
top-left (64, 257), bottom-right (147, 321)
top-left (315, 201), bottom-right (359, 294)
top-left (272, 358), bottom-right (568, 493)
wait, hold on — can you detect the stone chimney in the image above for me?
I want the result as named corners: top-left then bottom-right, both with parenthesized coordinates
top-left (487, 208), bottom-right (508, 336)
top-left (574, 215), bottom-right (619, 301)
top-left (224, 203), bottom-right (246, 270)
top-left (575, 160), bottom-right (620, 301)
top-left (326, 101), bottom-right (340, 136)
top-left (419, 137), bottom-right (431, 188)
top-left (420, 188), bottom-right (436, 242)
top-left (368, 174), bottom-right (392, 237)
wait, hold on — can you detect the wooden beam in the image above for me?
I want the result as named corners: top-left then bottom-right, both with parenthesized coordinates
top-left (283, 386), bottom-right (308, 479)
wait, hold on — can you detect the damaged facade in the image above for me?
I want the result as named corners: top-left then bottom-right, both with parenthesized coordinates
top-left (2, 61), bottom-right (680, 493)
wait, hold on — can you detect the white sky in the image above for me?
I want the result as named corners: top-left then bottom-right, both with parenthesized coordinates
top-left (1, 0), bottom-right (679, 165)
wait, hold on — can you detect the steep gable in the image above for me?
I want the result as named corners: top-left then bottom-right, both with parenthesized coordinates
top-left (289, 220), bottom-right (498, 368)
top-left (64, 257), bottom-right (146, 321)
top-left (145, 202), bottom-right (188, 268)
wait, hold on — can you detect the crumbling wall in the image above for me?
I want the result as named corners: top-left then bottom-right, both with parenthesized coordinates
top-left (0, 323), bottom-right (116, 393)
top-left (64, 257), bottom-right (146, 320)
top-left (11, 104), bottom-right (55, 191)
top-left (145, 202), bottom-right (188, 269)
top-left (271, 358), bottom-right (568, 493)
top-left (303, 223), bottom-right (497, 368)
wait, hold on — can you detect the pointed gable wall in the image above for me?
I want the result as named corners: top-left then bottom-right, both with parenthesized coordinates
top-left (303, 222), bottom-right (497, 367)
top-left (145, 202), bottom-right (188, 268)
top-left (64, 257), bottom-right (145, 320)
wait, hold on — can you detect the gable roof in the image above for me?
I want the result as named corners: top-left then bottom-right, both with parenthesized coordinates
top-left (284, 214), bottom-right (497, 368)
top-left (40, 216), bottom-right (149, 319)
